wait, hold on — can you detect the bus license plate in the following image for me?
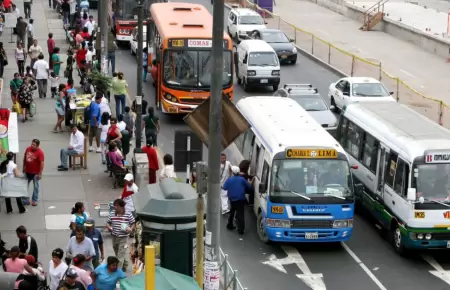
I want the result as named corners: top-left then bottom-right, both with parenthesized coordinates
top-left (305, 232), bottom-right (319, 239)
top-left (447, 241), bottom-right (450, 248)
top-left (260, 79), bottom-right (268, 83)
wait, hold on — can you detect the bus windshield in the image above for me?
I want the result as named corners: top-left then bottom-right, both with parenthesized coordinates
top-left (415, 164), bottom-right (450, 202)
top-left (270, 159), bottom-right (353, 202)
top-left (163, 50), bottom-right (233, 90)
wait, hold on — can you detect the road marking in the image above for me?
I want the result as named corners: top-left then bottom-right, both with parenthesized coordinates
top-left (317, 29), bottom-right (330, 36)
top-left (262, 245), bottom-right (326, 290)
top-left (399, 69), bottom-right (418, 79)
top-left (341, 243), bottom-right (388, 290)
top-left (421, 254), bottom-right (450, 285)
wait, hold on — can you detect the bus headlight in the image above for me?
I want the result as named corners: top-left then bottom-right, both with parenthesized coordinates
top-left (266, 218), bottom-right (291, 228)
top-left (425, 233), bottom-right (432, 240)
top-left (417, 233), bottom-right (424, 240)
top-left (333, 219), bottom-right (353, 228)
top-left (164, 93), bottom-right (178, 103)
top-left (247, 70), bottom-right (256, 76)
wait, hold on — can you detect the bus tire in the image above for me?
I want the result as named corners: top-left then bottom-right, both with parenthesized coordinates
top-left (390, 222), bottom-right (408, 256)
top-left (257, 212), bottom-right (270, 244)
top-left (243, 78), bottom-right (250, 92)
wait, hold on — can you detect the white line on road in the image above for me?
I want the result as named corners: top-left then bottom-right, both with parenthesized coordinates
top-left (399, 69), bottom-right (418, 79)
top-left (341, 242), bottom-right (388, 290)
top-left (421, 254), bottom-right (450, 285)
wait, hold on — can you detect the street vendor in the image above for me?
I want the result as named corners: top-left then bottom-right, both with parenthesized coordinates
top-left (121, 173), bottom-right (138, 214)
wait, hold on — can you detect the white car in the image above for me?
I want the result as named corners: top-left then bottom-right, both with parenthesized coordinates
top-left (227, 7), bottom-right (267, 42)
top-left (328, 77), bottom-right (396, 112)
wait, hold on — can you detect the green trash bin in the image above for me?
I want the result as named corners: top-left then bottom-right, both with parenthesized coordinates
top-left (131, 178), bottom-right (205, 277)
top-left (121, 129), bottom-right (130, 156)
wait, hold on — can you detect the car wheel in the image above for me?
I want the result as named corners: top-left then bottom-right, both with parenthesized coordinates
top-left (390, 222), bottom-right (408, 256)
top-left (131, 46), bottom-right (135, 55)
top-left (237, 76), bottom-right (242, 85)
top-left (235, 33), bottom-right (240, 44)
top-left (257, 212), bottom-right (270, 244)
top-left (227, 26), bottom-right (232, 37)
top-left (330, 96), bottom-right (339, 113)
top-left (291, 59), bottom-right (297, 65)
top-left (273, 85), bottom-right (278, 91)
top-left (243, 78), bottom-right (250, 92)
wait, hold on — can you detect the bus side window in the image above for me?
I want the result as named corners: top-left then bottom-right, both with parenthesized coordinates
top-left (361, 133), bottom-right (379, 173)
top-left (256, 146), bottom-right (266, 179)
top-left (250, 144), bottom-right (261, 177)
top-left (394, 159), bottom-right (409, 197)
top-left (242, 130), bottom-right (255, 160)
top-left (260, 161), bottom-right (270, 193)
top-left (337, 117), bottom-right (348, 145)
top-left (344, 121), bottom-right (362, 159)
top-left (384, 152), bottom-right (398, 189)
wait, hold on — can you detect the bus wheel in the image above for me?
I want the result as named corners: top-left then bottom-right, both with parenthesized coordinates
top-left (243, 78), bottom-right (250, 92)
top-left (390, 222), bottom-right (407, 256)
top-left (257, 212), bottom-right (270, 244)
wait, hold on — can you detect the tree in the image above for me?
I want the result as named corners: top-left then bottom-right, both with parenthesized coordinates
top-left (88, 70), bottom-right (112, 94)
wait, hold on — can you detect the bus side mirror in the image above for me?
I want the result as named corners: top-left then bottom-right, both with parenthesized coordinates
top-left (259, 183), bottom-right (267, 193)
top-left (407, 188), bottom-right (416, 201)
top-left (234, 51), bottom-right (239, 75)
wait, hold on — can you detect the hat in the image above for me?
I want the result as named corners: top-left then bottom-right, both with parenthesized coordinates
top-left (231, 166), bottom-right (240, 175)
top-left (66, 268), bottom-right (78, 278)
top-left (84, 218), bottom-right (95, 227)
top-left (25, 255), bottom-right (35, 265)
top-left (124, 173), bottom-right (134, 181)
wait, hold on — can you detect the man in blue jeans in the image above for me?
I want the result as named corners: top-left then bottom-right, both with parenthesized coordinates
top-left (22, 139), bottom-right (45, 206)
top-left (58, 125), bottom-right (85, 171)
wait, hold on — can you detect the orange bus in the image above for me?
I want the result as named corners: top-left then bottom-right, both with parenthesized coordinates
top-left (148, 2), bottom-right (234, 114)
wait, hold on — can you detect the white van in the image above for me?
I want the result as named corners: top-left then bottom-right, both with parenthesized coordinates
top-left (235, 40), bottom-right (280, 92)
top-left (227, 7), bottom-right (267, 42)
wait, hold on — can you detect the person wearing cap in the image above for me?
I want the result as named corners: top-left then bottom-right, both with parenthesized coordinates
top-left (121, 173), bottom-right (138, 214)
top-left (57, 267), bottom-right (86, 290)
top-left (85, 218), bottom-right (104, 269)
top-left (222, 166), bottom-right (254, 235)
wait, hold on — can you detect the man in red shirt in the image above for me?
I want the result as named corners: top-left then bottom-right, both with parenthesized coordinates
top-left (47, 33), bottom-right (55, 69)
top-left (22, 139), bottom-right (45, 206)
top-left (141, 137), bottom-right (159, 184)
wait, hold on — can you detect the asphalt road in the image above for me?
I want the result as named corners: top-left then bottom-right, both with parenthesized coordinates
top-left (114, 1), bottom-right (450, 289)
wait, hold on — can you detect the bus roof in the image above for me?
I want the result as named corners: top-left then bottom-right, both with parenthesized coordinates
top-left (236, 96), bottom-right (345, 157)
top-left (343, 102), bottom-right (450, 160)
top-left (150, 2), bottom-right (230, 40)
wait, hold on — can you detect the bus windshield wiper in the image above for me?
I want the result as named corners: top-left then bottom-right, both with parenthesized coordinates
top-left (324, 193), bottom-right (345, 200)
top-left (290, 190), bottom-right (311, 200)
top-left (424, 198), bottom-right (450, 208)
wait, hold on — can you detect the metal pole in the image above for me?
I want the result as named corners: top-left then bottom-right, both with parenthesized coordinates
top-left (186, 136), bottom-right (191, 183)
top-left (195, 162), bottom-right (208, 288)
top-left (100, 0), bottom-right (109, 75)
top-left (135, 95), bottom-right (142, 150)
top-left (206, 0), bottom-right (224, 285)
top-left (136, 1), bottom-right (144, 149)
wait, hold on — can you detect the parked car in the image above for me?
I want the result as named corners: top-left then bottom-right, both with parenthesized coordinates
top-left (248, 28), bottom-right (297, 64)
top-left (328, 77), bottom-right (396, 112)
top-left (274, 84), bottom-right (338, 134)
top-left (227, 7), bottom-right (267, 42)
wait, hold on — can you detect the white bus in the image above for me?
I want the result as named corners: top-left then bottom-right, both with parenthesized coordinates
top-left (337, 101), bottom-right (450, 254)
top-left (227, 96), bottom-right (357, 243)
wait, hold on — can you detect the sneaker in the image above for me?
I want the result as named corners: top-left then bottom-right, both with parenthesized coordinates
top-left (58, 167), bottom-right (68, 171)
top-left (89, 146), bottom-right (94, 152)
top-left (96, 148), bottom-right (101, 153)
top-left (19, 209), bottom-right (28, 214)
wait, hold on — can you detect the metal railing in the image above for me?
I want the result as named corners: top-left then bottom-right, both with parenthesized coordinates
top-left (362, 0), bottom-right (388, 24)
top-left (219, 247), bottom-right (247, 290)
top-left (237, 0), bottom-right (450, 128)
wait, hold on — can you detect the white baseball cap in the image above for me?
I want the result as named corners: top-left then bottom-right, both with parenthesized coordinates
top-left (231, 166), bottom-right (240, 174)
top-left (124, 173), bottom-right (134, 181)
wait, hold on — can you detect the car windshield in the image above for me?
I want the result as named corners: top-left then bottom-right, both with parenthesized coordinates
top-left (415, 164), bottom-right (450, 203)
top-left (270, 159), bottom-right (353, 202)
top-left (115, 0), bottom-right (150, 19)
top-left (163, 50), bottom-right (233, 90)
top-left (352, 83), bottom-right (389, 97)
top-left (290, 95), bottom-right (328, 111)
top-left (248, 52), bottom-right (278, 66)
top-left (238, 15), bottom-right (264, 25)
top-left (261, 32), bottom-right (289, 43)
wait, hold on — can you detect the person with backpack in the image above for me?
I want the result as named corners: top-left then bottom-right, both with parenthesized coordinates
top-left (16, 226), bottom-right (38, 261)
top-left (69, 202), bottom-right (89, 237)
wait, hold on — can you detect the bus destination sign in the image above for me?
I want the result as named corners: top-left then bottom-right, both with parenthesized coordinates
top-left (169, 38), bottom-right (229, 48)
top-left (286, 149), bottom-right (338, 159)
top-left (425, 152), bottom-right (450, 163)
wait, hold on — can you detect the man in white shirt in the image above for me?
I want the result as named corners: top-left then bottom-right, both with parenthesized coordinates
top-left (220, 153), bottom-right (232, 214)
top-left (69, 0), bottom-right (76, 27)
top-left (85, 45), bottom-right (94, 71)
top-left (58, 125), bottom-right (85, 171)
top-left (33, 54), bottom-right (49, 98)
top-left (26, 19), bottom-right (34, 51)
top-left (84, 15), bottom-right (94, 35)
top-left (28, 39), bottom-right (42, 69)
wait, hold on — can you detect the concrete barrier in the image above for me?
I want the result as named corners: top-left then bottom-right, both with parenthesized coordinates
top-left (309, 0), bottom-right (450, 59)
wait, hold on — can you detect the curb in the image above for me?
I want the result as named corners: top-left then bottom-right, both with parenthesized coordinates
top-left (223, 3), bottom-right (348, 78)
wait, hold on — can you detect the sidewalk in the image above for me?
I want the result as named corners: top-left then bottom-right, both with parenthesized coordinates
top-left (258, 0), bottom-right (450, 126)
top-left (0, 0), bottom-right (128, 272)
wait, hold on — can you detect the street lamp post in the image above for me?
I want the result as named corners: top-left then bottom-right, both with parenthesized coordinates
top-left (135, 0), bottom-right (145, 149)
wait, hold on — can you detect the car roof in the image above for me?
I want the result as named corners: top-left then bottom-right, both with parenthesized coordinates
top-left (231, 8), bottom-right (260, 16)
top-left (344, 77), bottom-right (380, 84)
top-left (254, 28), bottom-right (282, 33)
top-left (239, 39), bottom-right (274, 52)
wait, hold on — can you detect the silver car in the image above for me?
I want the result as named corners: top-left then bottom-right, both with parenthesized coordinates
top-left (274, 84), bottom-right (338, 135)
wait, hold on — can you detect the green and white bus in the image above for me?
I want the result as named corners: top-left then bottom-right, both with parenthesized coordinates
top-left (337, 101), bottom-right (450, 254)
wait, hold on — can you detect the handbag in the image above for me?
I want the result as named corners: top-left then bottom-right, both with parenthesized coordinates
top-left (29, 102), bottom-right (36, 116)
top-left (12, 101), bottom-right (22, 115)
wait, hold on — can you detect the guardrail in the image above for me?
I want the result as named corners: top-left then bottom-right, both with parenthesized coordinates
top-left (237, 0), bottom-right (450, 128)
top-left (219, 247), bottom-right (247, 290)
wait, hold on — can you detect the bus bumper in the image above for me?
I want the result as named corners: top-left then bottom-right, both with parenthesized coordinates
top-left (116, 35), bottom-right (132, 42)
top-left (265, 227), bottom-right (353, 242)
top-left (404, 234), bottom-right (450, 249)
top-left (161, 99), bottom-right (198, 114)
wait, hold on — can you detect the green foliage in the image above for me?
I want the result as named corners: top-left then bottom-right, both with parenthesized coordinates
top-left (88, 70), bottom-right (112, 93)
